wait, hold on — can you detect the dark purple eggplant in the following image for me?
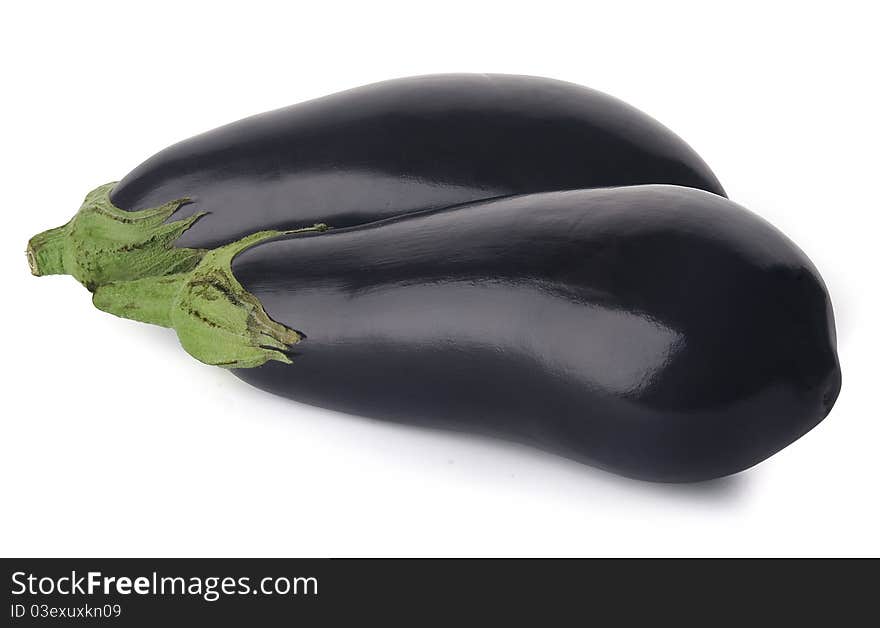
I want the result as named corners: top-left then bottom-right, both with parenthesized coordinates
top-left (91, 185), bottom-right (836, 482)
top-left (114, 73), bottom-right (724, 250)
top-left (27, 74), bottom-right (724, 290)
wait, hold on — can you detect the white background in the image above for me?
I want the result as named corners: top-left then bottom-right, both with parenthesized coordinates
top-left (2, 1), bottom-right (877, 557)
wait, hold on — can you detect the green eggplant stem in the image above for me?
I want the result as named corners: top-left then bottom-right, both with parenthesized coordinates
top-left (26, 182), bottom-right (206, 291)
top-left (92, 226), bottom-right (328, 368)
top-left (29, 182), bottom-right (330, 369)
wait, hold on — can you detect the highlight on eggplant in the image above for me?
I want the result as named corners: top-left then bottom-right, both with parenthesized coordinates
top-left (88, 185), bottom-right (840, 482)
top-left (27, 74), bottom-right (724, 292)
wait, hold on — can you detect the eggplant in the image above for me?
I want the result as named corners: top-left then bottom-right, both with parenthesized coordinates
top-left (28, 74), bottom-right (723, 291)
top-left (90, 185), bottom-right (840, 482)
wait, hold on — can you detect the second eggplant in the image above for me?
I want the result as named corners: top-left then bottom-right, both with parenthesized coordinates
top-left (92, 185), bottom-right (841, 481)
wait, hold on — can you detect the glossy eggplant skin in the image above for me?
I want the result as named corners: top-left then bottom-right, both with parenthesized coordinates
top-left (111, 74), bottom-right (724, 250)
top-left (230, 185), bottom-right (840, 482)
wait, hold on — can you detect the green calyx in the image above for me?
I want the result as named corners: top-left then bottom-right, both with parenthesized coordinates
top-left (92, 226), bottom-right (327, 369)
top-left (27, 182), bottom-right (206, 290)
top-left (29, 181), bottom-right (330, 369)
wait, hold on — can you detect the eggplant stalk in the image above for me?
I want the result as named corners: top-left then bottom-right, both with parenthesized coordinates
top-left (28, 182), bottom-right (328, 368)
top-left (92, 226), bottom-right (328, 368)
top-left (26, 183), bottom-right (206, 290)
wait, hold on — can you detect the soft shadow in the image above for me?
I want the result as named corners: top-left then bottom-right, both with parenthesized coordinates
top-left (133, 322), bottom-right (184, 350)
top-left (603, 466), bottom-right (752, 503)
